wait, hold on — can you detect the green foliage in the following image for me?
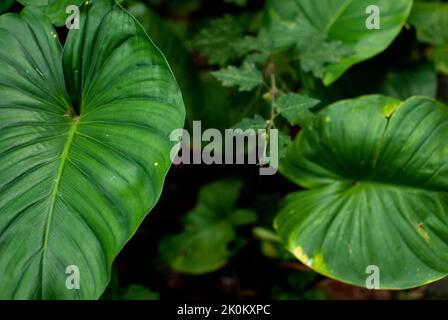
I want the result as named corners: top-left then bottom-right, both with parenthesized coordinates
top-left (101, 269), bottom-right (160, 300)
top-left (0, 0), bottom-right (184, 299)
top-left (410, 1), bottom-right (448, 45)
top-left (119, 285), bottom-right (160, 300)
top-left (294, 30), bottom-right (354, 79)
top-left (410, 1), bottom-right (448, 75)
top-left (379, 64), bottom-right (438, 99)
top-left (232, 115), bottom-right (268, 131)
top-left (3, 0), bottom-right (448, 301)
top-left (232, 30), bottom-right (274, 59)
top-left (159, 180), bottom-right (257, 274)
top-left (212, 63), bottom-right (263, 92)
top-left (264, 0), bottom-right (414, 85)
top-left (224, 0), bottom-right (248, 7)
top-left (17, 0), bottom-right (85, 26)
top-left (430, 45), bottom-right (448, 75)
top-left (276, 95), bottom-right (448, 289)
top-left (126, 1), bottom-right (204, 130)
top-left (0, 0), bottom-right (15, 14)
top-left (192, 15), bottom-right (244, 65)
top-left (275, 94), bottom-right (320, 126)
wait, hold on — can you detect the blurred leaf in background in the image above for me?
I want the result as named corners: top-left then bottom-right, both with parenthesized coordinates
top-left (380, 63), bottom-right (438, 99)
top-left (159, 180), bottom-right (257, 274)
top-left (410, 1), bottom-right (448, 75)
top-left (0, 0), bottom-right (15, 14)
top-left (192, 15), bottom-right (244, 66)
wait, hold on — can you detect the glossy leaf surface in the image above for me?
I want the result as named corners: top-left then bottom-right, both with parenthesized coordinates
top-left (0, 0), bottom-right (184, 299)
top-left (276, 95), bottom-right (448, 289)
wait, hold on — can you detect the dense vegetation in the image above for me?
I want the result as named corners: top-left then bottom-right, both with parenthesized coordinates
top-left (1, 0), bottom-right (448, 300)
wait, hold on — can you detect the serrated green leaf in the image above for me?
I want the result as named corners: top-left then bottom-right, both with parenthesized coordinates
top-left (0, 0), bottom-right (184, 299)
top-left (192, 15), bottom-right (243, 65)
top-left (232, 30), bottom-right (274, 58)
top-left (276, 93), bottom-right (320, 126)
top-left (212, 63), bottom-right (263, 92)
top-left (159, 180), bottom-right (257, 274)
top-left (298, 34), bottom-right (354, 79)
top-left (276, 95), bottom-right (448, 289)
top-left (244, 52), bottom-right (270, 64)
top-left (264, 0), bottom-right (413, 85)
top-left (232, 115), bottom-right (267, 131)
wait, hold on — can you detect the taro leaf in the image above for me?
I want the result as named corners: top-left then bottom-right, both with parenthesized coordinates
top-left (211, 63), bottom-right (263, 92)
top-left (276, 95), bottom-right (448, 289)
top-left (0, 0), bottom-right (184, 299)
top-left (264, 0), bottom-right (413, 85)
top-left (17, 0), bottom-right (85, 26)
top-left (126, 2), bottom-right (202, 131)
top-left (159, 180), bottom-right (257, 274)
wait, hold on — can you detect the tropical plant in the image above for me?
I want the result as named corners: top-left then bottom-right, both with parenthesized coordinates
top-left (0, 0), bottom-right (184, 299)
top-left (1, 0), bottom-right (448, 300)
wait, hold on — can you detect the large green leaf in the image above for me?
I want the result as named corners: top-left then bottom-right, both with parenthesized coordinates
top-left (275, 95), bottom-right (448, 289)
top-left (264, 0), bottom-right (413, 85)
top-left (17, 0), bottom-right (86, 26)
top-left (126, 1), bottom-right (203, 130)
top-left (0, 0), bottom-right (184, 299)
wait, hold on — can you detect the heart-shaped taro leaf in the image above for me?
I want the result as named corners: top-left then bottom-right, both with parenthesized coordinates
top-left (275, 95), bottom-right (448, 289)
top-left (0, 0), bottom-right (184, 299)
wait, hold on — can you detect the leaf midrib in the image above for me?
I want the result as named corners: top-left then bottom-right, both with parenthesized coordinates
top-left (41, 116), bottom-right (79, 297)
